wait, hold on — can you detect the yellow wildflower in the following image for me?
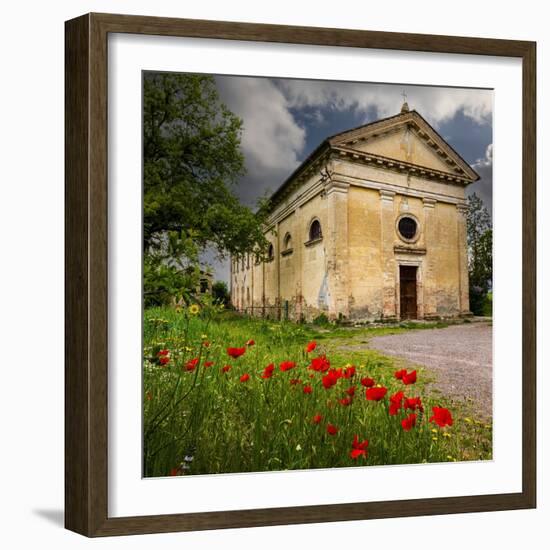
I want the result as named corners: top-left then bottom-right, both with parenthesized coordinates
top-left (188, 304), bottom-right (200, 315)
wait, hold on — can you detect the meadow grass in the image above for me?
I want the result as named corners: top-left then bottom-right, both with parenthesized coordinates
top-left (143, 307), bottom-right (492, 477)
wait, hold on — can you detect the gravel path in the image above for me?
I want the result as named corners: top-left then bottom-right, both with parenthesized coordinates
top-left (368, 323), bottom-right (493, 419)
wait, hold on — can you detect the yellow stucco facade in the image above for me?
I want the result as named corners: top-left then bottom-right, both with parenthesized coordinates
top-left (231, 106), bottom-right (478, 322)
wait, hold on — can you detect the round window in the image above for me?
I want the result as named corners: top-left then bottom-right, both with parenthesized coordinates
top-left (398, 216), bottom-right (418, 240)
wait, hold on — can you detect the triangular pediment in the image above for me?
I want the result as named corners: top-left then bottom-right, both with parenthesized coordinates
top-left (328, 110), bottom-right (479, 182)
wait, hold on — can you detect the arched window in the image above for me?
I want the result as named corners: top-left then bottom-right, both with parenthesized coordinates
top-left (309, 219), bottom-right (322, 241)
top-left (282, 233), bottom-right (293, 256)
top-left (267, 243), bottom-right (274, 261)
top-left (284, 233), bottom-right (292, 250)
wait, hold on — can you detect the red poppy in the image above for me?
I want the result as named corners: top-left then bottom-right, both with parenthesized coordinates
top-left (240, 373), bottom-right (250, 383)
top-left (389, 390), bottom-right (405, 415)
top-left (159, 356), bottom-right (170, 366)
top-left (366, 386), bottom-right (388, 401)
top-left (306, 341), bottom-right (317, 353)
top-left (204, 361), bottom-right (214, 368)
top-left (290, 378), bottom-right (302, 385)
top-left (350, 434), bottom-right (369, 459)
top-left (327, 424), bottom-right (339, 436)
top-left (401, 413), bottom-right (417, 431)
top-left (429, 406), bottom-right (453, 427)
top-left (333, 367), bottom-right (344, 379)
top-left (346, 386), bottom-right (356, 397)
top-left (280, 360), bottom-right (296, 372)
top-left (322, 370), bottom-right (339, 389)
top-left (303, 385), bottom-right (313, 394)
top-left (339, 397), bottom-right (353, 406)
top-left (404, 396), bottom-right (423, 412)
top-left (343, 366), bottom-right (356, 378)
top-left (202, 341), bottom-right (210, 348)
top-left (394, 368), bottom-right (407, 380)
top-left (185, 357), bottom-right (199, 371)
top-left (309, 355), bottom-right (330, 372)
top-left (360, 377), bottom-right (375, 388)
top-left (221, 365), bottom-right (231, 373)
top-left (227, 347), bottom-right (246, 359)
top-left (402, 370), bottom-right (417, 385)
top-left (246, 339), bottom-right (255, 346)
top-left (261, 363), bottom-right (275, 379)
top-left (312, 414), bottom-right (323, 424)
top-left (157, 349), bottom-right (170, 357)
top-left (170, 468), bottom-right (179, 476)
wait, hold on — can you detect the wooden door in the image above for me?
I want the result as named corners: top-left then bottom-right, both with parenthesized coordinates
top-left (400, 266), bottom-right (417, 320)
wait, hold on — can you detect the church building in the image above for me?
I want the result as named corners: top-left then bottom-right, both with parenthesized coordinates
top-left (230, 102), bottom-right (479, 322)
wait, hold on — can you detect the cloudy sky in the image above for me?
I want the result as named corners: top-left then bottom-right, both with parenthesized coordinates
top-left (203, 76), bottom-right (493, 283)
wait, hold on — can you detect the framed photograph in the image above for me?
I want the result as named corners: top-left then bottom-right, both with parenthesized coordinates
top-left (65, 13), bottom-right (536, 536)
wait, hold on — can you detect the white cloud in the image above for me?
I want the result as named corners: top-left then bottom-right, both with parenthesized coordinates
top-left (468, 143), bottom-right (493, 214)
top-left (276, 79), bottom-right (493, 127)
top-left (474, 143), bottom-right (493, 169)
top-left (215, 76), bottom-right (306, 205)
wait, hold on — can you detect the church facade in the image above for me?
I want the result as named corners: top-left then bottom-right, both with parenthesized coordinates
top-left (230, 103), bottom-right (479, 322)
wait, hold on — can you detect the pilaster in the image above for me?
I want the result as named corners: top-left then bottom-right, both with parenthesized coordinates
top-left (423, 197), bottom-right (437, 318)
top-left (456, 203), bottom-right (471, 315)
top-left (325, 181), bottom-right (350, 320)
top-left (380, 189), bottom-right (397, 319)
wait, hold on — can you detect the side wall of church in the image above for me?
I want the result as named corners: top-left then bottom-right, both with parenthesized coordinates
top-left (231, 180), bottom-right (330, 321)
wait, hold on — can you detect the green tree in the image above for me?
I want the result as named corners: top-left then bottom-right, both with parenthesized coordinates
top-left (466, 193), bottom-right (492, 315)
top-left (143, 230), bottom-right (201, 307)
top-left (212, 280), bottom-right (231, 306)
top-left (143, 73), bottom-right (270, 304)
top-left (144, 73), bottom-right (268, 254)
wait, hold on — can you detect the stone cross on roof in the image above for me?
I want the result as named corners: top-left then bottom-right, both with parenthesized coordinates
top-left (401, 91), bottom-right (410, 113)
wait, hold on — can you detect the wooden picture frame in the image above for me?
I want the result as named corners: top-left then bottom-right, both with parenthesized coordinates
top-left (65, 12), bottom-right (536, 537)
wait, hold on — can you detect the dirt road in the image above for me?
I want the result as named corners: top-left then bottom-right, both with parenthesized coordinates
top-left (369, 323), bottom-right (492, 419)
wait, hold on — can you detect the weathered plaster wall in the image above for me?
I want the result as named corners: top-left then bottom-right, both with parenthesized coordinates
top-left (354, 127), bottom-right (454, 173)
top-left (347, 186), bottom-right (384, 319)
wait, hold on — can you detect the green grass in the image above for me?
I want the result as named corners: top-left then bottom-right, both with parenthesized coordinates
top-left (143, 307), bottom-right (492, 477)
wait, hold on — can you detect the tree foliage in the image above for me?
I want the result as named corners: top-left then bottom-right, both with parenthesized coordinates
top-left (466, 193), bottom-right (492, 315)
top-left (212, 280), bottom-right (231, 306)
top-left (143, 230), bottom-right (202, 308)
top-left (143, 73), bottom-right (270, 304)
